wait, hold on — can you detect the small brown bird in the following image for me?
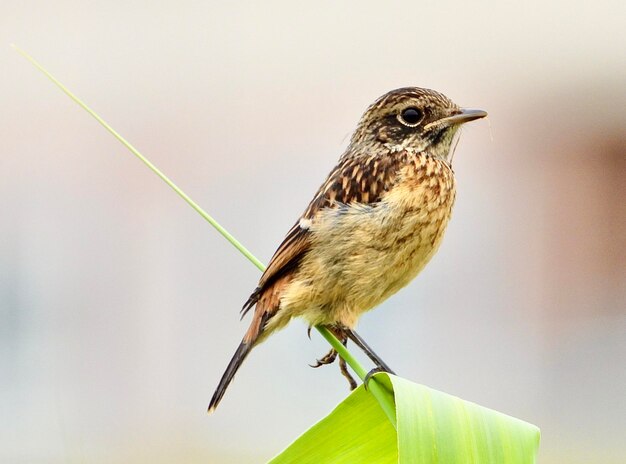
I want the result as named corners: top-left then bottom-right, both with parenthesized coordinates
top-left (208, 87), bottom-right (486, 412)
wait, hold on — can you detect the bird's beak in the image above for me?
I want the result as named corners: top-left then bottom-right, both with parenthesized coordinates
top-left (424, 108), bottom-right (488, 131)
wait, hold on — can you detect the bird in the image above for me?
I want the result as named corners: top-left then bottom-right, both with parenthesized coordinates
top-left (208, 87), bottom-right (487, 412)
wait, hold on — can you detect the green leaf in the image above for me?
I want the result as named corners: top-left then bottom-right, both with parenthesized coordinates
top-left (269, 385), bottom-right (397, 464)
top-left (271, 374), bottom-right (540, 464)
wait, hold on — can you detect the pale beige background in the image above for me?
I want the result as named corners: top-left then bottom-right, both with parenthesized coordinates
top-left (1, 1), bottom-right (625, 463)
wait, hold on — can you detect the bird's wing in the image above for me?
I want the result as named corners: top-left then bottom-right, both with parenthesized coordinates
top-left (241, 151), bottom-right (407, 317)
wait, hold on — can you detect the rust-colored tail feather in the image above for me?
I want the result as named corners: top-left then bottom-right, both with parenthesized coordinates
top-left (207, 339), bottom-right (253, 413)
top-left (209, 277), bottom-right (287, 413)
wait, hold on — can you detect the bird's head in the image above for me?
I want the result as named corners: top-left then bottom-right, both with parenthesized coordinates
top-left (350, 87), bottom-right (486, 161)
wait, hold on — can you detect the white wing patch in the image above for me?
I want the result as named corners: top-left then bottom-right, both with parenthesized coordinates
top-left (299, 217), bottom-right (313, 230)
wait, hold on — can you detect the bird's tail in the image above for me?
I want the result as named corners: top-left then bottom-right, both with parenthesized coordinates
top-left (209, 276), bottom-right (288, 413)
top-left (207, 338), bottom-right (254, 413)
top-left (208, 307), bottom-right (273, 413)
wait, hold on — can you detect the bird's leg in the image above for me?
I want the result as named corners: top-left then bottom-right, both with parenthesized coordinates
top-left (327, 326), bottom-right (357, 390)
top-left (331, 326), bottom-right (358, 390)
top-left (345, 328), bottom-right (395, 375)
top-left (310, 326), bottom-right (358, 390)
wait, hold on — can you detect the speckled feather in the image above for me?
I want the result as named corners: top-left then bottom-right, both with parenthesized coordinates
top-left (240, 150), bottom-right (410, 321)
top-left (261, 151), bottom-right (456, 336)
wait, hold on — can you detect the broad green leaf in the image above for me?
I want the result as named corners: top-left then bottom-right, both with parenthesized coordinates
top-left (389, 375), bottom-right (540, 463)
top-left (269, 386), bottom-right (397, 464)
top-left (272, 374), bottom-right (540, 463)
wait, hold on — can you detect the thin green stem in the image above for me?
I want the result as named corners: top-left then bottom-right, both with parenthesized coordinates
top-left (11, 45), bottom-right (265, 274)
top-left (319, 328), bottom-right (396, 424)
top-left (14, 44), bottom-right (396, 427)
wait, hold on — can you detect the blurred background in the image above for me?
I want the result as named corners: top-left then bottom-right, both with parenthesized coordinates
top-left (1, 1), bottom-right (624, 462)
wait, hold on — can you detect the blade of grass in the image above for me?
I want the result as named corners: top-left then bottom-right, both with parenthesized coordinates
top-left (11, 44), bottom-right (264, 273)
top-left (13, 45), bottom-right (396, 424)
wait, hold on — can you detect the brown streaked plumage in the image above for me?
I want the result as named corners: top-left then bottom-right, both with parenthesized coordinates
top-left (208, 87), bottom-right (487, 412)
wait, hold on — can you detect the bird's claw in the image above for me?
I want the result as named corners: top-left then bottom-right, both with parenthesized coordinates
top-left (363, 367), bottom-right (388, 390)
top-left (339, 357), bottom-right (358, 390)
top-left (309, 348), bottom-right (338, 368)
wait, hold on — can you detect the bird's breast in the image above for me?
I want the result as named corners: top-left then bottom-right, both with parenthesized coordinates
top-left (281, 155), bottom-right (456, 328)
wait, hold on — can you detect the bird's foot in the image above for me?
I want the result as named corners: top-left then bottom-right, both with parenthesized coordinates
top-left (309, 348), bottom-right (338, 368)
top-left (363, 367), bottom-right (393, 390)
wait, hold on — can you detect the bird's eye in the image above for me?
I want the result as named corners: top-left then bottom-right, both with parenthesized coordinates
top-left (398, 107), bottom-right (424, 127)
